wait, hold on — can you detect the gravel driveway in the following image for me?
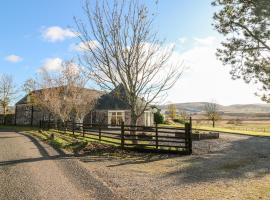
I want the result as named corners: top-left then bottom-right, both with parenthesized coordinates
top-left (0, 131), bottom-right (118, 200)
top-left (79, 133), bottom-right (270, 200)
top-left (2, 130), bottom-right (270, 199)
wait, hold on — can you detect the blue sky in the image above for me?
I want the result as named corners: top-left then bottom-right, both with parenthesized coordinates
top-left (0, 0), bottom-right (263, 105)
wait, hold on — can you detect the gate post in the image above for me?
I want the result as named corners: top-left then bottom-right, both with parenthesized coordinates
top-left (189, 117), bottom-right (192, 154)
top-left (185, 123), bottom-right (192, 155)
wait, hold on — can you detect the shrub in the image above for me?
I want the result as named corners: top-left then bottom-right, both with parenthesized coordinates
top-left (227, 120), bottom-right (234, 124)
top-left (227, 119), bottom-right (242, 125)
top-left (154, 112), bottom-right (164, 124)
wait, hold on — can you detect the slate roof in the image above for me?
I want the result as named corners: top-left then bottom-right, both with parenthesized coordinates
top-left (95, 85), bottom-right (130, 110)
top-left (16, 87), bottom-right (102, 105)
top-left (16, 85), bottom-right (142, 111)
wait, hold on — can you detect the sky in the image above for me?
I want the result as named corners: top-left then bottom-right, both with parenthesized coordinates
top-left (0, 0), bottom-right (264, 105)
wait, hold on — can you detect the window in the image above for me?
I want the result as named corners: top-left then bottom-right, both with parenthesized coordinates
top-left (108, 111), bottom-right (125, 126)
top-left (144, 111), bottom-right (152, 126)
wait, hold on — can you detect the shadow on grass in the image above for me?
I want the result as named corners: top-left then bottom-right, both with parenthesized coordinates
top-left (163, 135), bottom-right (270, 185)
top-left (79, 148), bottom-right (179, 167)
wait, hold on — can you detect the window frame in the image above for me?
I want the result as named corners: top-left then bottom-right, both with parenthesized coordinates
top-left (108, 110), bottom-right (125, 127)
top-left (144, 110), bottom-right (152, 127)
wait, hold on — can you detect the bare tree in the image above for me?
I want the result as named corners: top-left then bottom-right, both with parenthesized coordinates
top-left (0, 74), bottom-right (17, 125)
top-left (24, 60), bottom-right (99, 124)
top-left (179, 111), bottom-right (189, 123)
top-left (167, 104), bottom-right (177, 120)
top-left (204, 102), bottom-right (221, 128)
top-left (74, 0), bottom-right (183, 126)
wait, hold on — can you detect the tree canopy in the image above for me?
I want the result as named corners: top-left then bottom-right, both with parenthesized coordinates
top-left (213, 0), bottom-right (270, 101)
top-left (74, 0), bottom-right (183, 125)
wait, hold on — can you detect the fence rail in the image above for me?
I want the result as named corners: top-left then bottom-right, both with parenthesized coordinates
top-left (40, 120), bottom-right (192, 154)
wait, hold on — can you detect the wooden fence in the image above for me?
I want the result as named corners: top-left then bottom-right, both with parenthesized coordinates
top-left (40, 120), bottom-right (192, 154)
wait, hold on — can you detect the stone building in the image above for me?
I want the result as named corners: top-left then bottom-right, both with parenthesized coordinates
top-left (15, 86), bottom-right (154, 127)
top-left (15, 94), bottom-right (52, 126)
top-left (93, 85), bottom-right (154, 126)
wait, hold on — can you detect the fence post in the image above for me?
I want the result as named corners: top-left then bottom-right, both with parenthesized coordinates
top-left (39, 120), bottom-right (42, 129)
top-left (121, 121), bottom-right (125, 149)
top-left (184, 123), bottom-right (188, 153)
top-left (189, 121), bottom-right (192, 154)
top-left (155, 123), bottom-right (158, 149)
top-left (99, 123), bottom-right (101, 141)
top-left (185, 123), bottom-right (192, 154)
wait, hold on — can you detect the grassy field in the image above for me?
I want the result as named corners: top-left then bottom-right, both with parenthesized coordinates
top-left (2, 122), bottom-right (270, 139)
top-left (193, 125), bottom-right (270, 137)
top-left (161, 120), bottom-right (270, 137)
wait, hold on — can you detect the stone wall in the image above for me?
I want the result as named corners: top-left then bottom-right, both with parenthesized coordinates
top-left (15, 104), bottom-right (154, 127)
top-left (15, 104), bottom-right (50, 126)
top-left (15, 104), bottom-right (32, 125)
top-left (0, 114), bottom-right (15, 125)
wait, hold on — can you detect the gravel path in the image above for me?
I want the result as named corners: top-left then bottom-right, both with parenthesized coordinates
top-left (0, 131), bottom-right (118, 200)
top-left (79, 133), bottom-right (270, 200)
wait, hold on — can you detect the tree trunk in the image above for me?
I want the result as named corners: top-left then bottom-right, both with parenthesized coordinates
top-left (212, 119), bottom-right (215, 128)
top-left (3, 106), bottom-right (7, 125)
top-left (130, 109), bottom-right (138, 144)
top-left (78, 117), bottom-right (84, 133)
top-left (54, 118), bottom-right (58, 131)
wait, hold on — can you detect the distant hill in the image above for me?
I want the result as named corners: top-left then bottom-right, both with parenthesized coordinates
top-left (159, 102), bottom-right (270, 114)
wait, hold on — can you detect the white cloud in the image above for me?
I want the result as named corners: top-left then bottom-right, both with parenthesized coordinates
top-left (39, 58), bottom-right (63, 72)
top-left (5, 55), bottom-right (23, 63)
top-left (178, 37), bottom-right (187, 44)
top-left (165, 36), bottom-right (263, 105)
top-left (38, 58), bottom-right (81, 76)
top-left (71, 40), bottom-right (99, 52)
top-left (42, 26), bottom-right (76, 42)
top-left (193, 36), bottom-right (217, 46)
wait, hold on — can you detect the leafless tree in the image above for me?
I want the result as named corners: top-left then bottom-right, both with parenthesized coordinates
top-left (24, 60), bottom-right (99, 124)
top-left (204, 101), bottom-right (221, 128)
top-left (0, 74), bottom-right (17, 124)
top-left (167, 104), bottom-right (177, 120)
top-left (74, 0), bottom-right (183, 126)
top-left (179, 111), bottom-right (189, 122)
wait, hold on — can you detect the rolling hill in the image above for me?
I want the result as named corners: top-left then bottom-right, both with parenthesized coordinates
top-left (159, 102), bottom-right (270, 114)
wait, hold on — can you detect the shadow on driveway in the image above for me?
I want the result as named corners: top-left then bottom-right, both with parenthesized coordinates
top-left (0, 131), bottom-right (74, 167)
top-left (163, 135), bottom-right (270, 184)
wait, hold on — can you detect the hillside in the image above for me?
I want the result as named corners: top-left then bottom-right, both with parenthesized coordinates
top-left (159, 102), bottom-right (270, 114)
